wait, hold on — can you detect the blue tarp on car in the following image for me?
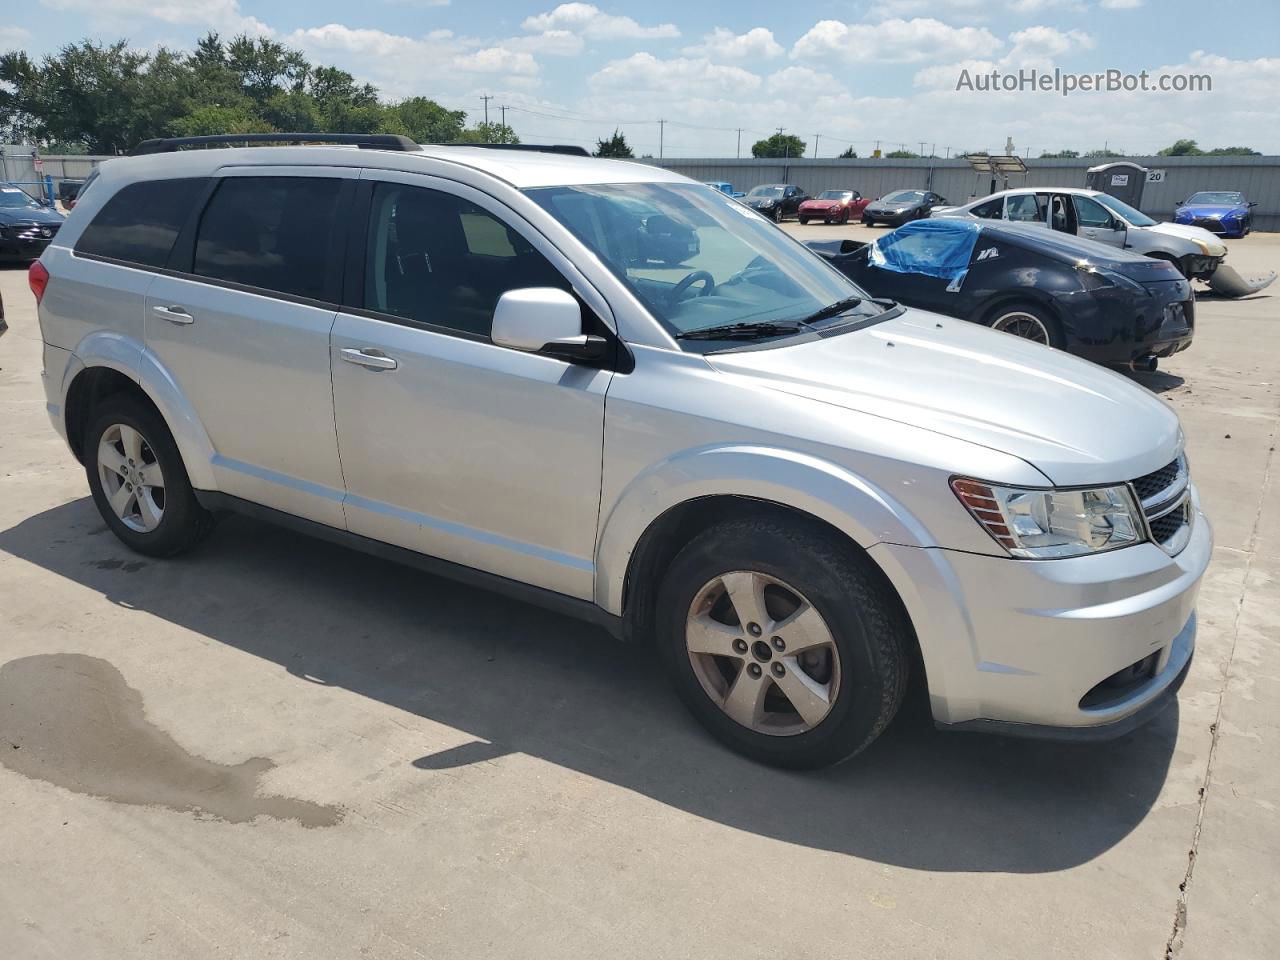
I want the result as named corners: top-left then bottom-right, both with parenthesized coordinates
top-left (869, 219), bottom-right (982, 290)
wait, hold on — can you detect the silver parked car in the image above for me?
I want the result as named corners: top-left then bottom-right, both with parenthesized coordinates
top-left (932, 186), bottom-right (1273, 297)
top-left (33, 134), bottom-right (1211, 768)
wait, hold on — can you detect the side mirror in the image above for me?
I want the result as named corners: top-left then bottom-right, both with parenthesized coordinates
top-left (1176, 200), bottom-right (1185, 206)
top-left (491, 287), bottom-right (607, 362)
top-left (1249, 201), bottom-right (1258, 207)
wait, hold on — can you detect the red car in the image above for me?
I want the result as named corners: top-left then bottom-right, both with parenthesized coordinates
top-left (798, 189), bottom-right (871, 225)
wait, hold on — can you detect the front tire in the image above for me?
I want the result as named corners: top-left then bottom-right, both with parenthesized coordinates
top-left (85, 397), bottom-right (214, 557)
top-left (656, 516), bottom-right (911, 769)
top-left (799, 217), bottom-right (810, 225)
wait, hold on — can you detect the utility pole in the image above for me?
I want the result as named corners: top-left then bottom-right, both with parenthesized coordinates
top-left (919, 141), bottom-right (926, 157)
top-left (480, 94), bottom-right (494, 140)
top-left (658, 119), bottom-right (665, 159)
top-left (736, 128), bottom-right (741, 158)
top-left (945, 146), bottom-right (951, 158)
top-left (777, 127), bottom-right (787, 159)
top-left (813, 133), bottom-right (820, 158)
top-left (499, 104), bottom-right (507, 129)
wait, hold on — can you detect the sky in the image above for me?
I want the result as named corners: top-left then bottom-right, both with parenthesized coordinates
top-left (4, 0), bottom-right (1279, 157)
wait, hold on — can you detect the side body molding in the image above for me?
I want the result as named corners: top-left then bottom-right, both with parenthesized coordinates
top-left (64, 331), bottom-right (220, 491)
top-left (593, 443), bottom-right (937, 616)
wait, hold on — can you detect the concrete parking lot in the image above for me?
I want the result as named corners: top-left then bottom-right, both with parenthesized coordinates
top-left (1, 231), bottom-right (1277, 959)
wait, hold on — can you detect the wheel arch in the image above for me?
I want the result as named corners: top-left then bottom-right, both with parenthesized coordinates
top-left (63, 334), bottom-right (218, 489)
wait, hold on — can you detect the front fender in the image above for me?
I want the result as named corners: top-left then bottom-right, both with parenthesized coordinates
top-left (594, 444), bottom-right (936, 615)
top-left (68, 331), bottom-right (219, 490)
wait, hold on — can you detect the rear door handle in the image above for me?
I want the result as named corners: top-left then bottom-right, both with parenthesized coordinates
top-left (152, 304), bottom-right (193, 324)
top-left (340, 347), bottom-right (398, 371)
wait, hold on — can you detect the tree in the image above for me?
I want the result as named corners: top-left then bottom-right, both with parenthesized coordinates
top-left (1083, 147), bottom-right (1125, 158)
top-left (837, 146), bottom-right (857, 159)
top-left (751, 133), bottom-right (806, 158)
top-left (170, 103), bottom-right (273, 137)
top-left (1204, 145), bottom-right (1260, 156)
top-left (381, 97), bottom-right (466, 143)
top-left (594, 129), bottom-right (633, 158)
top-left (456, 122), bottom-right (520, 144)
top-left (1040, 149), bottom-right (1080, 158)
top-left (884, 149), bottom-right (919, 159)
top-left (1157, 138), bottom-right (1202, 157)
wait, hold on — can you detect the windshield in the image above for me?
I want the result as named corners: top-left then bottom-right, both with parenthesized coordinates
top-left (818, 190), bottom-right (853, 200)
top-left (1093, 193), bottom-right (1157, 227)
top-left (883, 190), bottom-right (925, 203)
top-left (747, 185), bottom-right (785, 198)
top-left (526, 182), bottom-right (876, 347)
top-left (0, 187), bottom-right (42, 209)
top-left (1188, 191), bottom-right (1243, 205)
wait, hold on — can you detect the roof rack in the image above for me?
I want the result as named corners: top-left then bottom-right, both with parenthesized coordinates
top-left (442, 143), bottom-right (591, 158)
top-left (128, 133), bottom-right (421, 156)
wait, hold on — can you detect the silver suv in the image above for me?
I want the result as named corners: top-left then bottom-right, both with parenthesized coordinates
top-left (34, 134), bottom-right (1211, 768)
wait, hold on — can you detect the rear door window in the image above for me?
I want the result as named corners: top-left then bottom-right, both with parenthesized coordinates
top-left (76, 178), bottom-right (208, 268)
top-left (970, 198), bottom-right (1003, 219)
top-left (193, 177), bottom-right (345, 301)
top-left (1006, 194), bottom-right (1045, 223)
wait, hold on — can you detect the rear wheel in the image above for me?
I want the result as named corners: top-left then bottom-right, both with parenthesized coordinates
top-left (984, 301), bottom-right (1065, 348)
top-left (85, 397), bottom-right (214, 557)
top-left (656, 516), bottom-right (911, 769)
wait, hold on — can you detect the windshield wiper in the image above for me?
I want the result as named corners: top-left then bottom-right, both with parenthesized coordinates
top-left (795, 295), bottom-right (865, 325)
top-left (675, 320), bottom-right (810, 341)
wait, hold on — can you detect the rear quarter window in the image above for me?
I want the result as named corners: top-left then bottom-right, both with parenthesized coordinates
top-left (75, 178), bottom-right (208, 268)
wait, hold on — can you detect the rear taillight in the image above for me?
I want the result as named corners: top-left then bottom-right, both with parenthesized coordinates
top-left (29, 261), bottom-right (49, 304)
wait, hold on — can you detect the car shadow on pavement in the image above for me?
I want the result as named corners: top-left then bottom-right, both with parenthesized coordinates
top-left (1126, 369), bottom-right (1185, 394)
top-left (0, 498), bottom-right (1179, 874)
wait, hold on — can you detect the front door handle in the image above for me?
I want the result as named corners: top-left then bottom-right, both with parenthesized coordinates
top-left (152, 304), bottom-right (193, 324)
top-left (340, 347), bottom-right (398, 371)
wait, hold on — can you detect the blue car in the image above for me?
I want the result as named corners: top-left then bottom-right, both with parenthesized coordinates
top-left (703, 181), bottom-right (745, 199)
top-left (1174, 191), bottom-right (1255, 238)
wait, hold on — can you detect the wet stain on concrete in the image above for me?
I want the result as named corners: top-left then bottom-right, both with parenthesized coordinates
top-left (85, 558), bottom-right (148, 572)
top-left (0, 654), bottom-right (341, 828)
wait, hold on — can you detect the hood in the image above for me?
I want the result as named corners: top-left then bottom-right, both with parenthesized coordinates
top-left (0, 204), bottom-right (64, 226)
top-left (1177, 203), bottom-right (1246, 218)
top-left (745, 196), bottom-right (780, 206)
top-left (1148, 221), bottom-right (1228, 255)
top-left (802, 198), bottom-right (843, 207)
top-left (706, 308), bottom-right (1181, 486)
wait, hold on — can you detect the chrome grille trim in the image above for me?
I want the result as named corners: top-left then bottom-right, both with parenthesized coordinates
top-left (1130, 454), bottom-right (1191, 556)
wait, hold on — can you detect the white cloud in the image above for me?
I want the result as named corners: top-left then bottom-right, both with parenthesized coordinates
top-left (766, 66), bottom-right (841, 95)
top-left (590, 53), bottom-right (760, 95)
top-left (454, 47), bottom-right (540, 76)
top-left (1099, 0), bottom-right (1143, 7)
top-left (506, 30), bottom-right (584, 56)
top-left (793, 17), bottom-right (1003, 64)
top-left (0, 26), bottom-right (32, 47)
top-left (37, 0), bottom-right (271, 35)
top-left (522, 3), bottom-right (679, 40)
top-left (683, 27), bottom-right (783, 60)
top-left (1004, 25), bottom-right (1095, 62)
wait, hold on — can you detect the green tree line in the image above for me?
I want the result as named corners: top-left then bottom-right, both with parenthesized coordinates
top-left (0, 34), bottom-right (517, 154)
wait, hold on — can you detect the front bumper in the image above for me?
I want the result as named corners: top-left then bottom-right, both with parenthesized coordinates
top-left (0, 236), bottom-right (53, 261)
top-left (870, 490), bottom-right (1211, 735)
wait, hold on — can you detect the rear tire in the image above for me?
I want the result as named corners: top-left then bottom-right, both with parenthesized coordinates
top-left (85, 397), bottom-right (215, 557)
top-left (655, 516), bottom-right (911, 769)
top-left (983, 301), bottom-right (1065, 348)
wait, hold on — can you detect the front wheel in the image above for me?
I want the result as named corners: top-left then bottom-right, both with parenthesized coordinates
top-left (85, 397), bottom-right (215, 557)
top-left (799, 217), bottom-right (810, 225)
top-left (984, 301), bottom-right (1065, 348)
top-left (656, 516), bottom-right (911, 769)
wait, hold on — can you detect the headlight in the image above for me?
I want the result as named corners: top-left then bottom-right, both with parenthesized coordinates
top-left (952, 478), bottom-right (1143, 559)
top-left (1078, 264), bottom-right (1149, 295)
top-left (760, 200), bottom-right (775, 208)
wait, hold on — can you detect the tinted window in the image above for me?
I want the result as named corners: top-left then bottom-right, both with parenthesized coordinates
top-left (970, 198), bottom-right (1003, 219)
top-left (1072, 194), bottom-right (1115, 229)
top-left (365, 182), bottom-right (569, 338)
top-left (1006, 194), bottom-right (1045, 222)
top-left (77, 178), bottom-right (207, 267)
top-left (194, 177), bottom-right (344, 300)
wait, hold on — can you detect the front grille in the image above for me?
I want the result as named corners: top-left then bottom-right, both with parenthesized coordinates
top-left (1132, 455), bottom-right (1191, 555)
top-left (1133, 458), bottom-right (1181, 502)
top-left (1150, 502), bottom-right (1190, 546)
top-left (1191, 217), bottom-right (1225, 233)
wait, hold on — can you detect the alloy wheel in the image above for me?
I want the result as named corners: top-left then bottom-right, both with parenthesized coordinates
top-left (685, 570), bottom-right (841, 736)
top-left (97, 423), bottom-right (166, 533)
top-left (991, 310), bottom-right (1051, 345)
